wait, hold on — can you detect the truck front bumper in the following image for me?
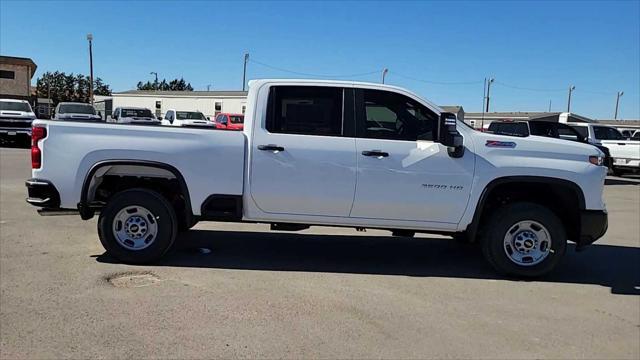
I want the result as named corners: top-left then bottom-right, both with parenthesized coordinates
top-left (25, 179), bottom-right (60, 208)
top-left (577, 209), bottom-right (608, 250)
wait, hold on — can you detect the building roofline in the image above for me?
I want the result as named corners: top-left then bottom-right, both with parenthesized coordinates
top-left (0, 55), bottom-right (37, 76)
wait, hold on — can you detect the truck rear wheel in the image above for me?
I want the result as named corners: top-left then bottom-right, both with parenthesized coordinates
top-left (98, 188), bottom-right (177, 264)
top-left (481, 202), bottom-right (566, 277)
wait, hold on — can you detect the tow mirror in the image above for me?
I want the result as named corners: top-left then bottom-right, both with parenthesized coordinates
top-left (438, 112), bottom-right (464, 158)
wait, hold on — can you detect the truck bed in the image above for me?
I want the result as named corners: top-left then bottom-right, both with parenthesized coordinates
top-left (32, 120), bottom-right (246, 215)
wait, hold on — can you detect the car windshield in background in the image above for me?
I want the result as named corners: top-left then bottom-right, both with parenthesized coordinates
top-left (593, 126), bottom-right (624, 140)
top-left (230, 115), bottom-right (244, 124)
top-left (122, 109), bottom-right (154, 118)
top-left (176, 112), bottom-right (206, 120)
top-left (488, 122), bottom-right (529, 137)
top-left (0, 102), bottom-right (32, 112)
top-left (570, 125), bottom-right (588, 138)
top-left (59, 104), bottom-right (96, 115)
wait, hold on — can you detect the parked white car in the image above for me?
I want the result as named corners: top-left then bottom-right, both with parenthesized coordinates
top-left (26, 79), bottom-right (608, 277)
top-left (0, 98), bottom-right (36, 141)
top-left (160, 109), bottom-right (214, 128)
top-left (110, 107), bottom-right (160, 125)
top-left (568, 122), bottom-right (639, 175)
top-left (53, 102), bottom-right (101, 122)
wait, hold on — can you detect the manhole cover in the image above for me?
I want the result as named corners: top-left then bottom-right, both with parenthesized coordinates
top-left (106, 271), bottom-right (160, 288)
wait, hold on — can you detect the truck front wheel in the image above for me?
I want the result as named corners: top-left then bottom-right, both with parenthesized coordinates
top-left (98, 188), bottom-right (177, 264)
top-left (481, 202), bottom-right (566, 277)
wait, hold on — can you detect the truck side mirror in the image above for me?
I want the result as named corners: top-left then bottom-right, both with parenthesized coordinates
top-left (438, 112), bottom-right (464, 158)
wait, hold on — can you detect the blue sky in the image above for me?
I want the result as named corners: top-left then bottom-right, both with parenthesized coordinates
top-left (1, 0), bottom-right (639, 119)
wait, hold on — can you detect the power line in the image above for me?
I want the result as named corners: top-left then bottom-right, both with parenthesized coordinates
top-left (389, 71), bottom-right (483, 86)
top-left (494, 81), bottom-right (565, 92)
top-left (248, 58), bottom-right (380, 78)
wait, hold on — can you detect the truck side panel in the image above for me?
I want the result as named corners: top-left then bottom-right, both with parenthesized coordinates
top-left (32, 120), bottom-right (246, 215)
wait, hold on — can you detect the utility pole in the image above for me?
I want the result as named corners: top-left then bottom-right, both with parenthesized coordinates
top-left (481, 78), bottom-right (487, 130)
top-left (150, 72), bottom-right (158, 90)
top-left (485, 77), bottom-right (495, 113)
top-left (567, 85), bottom-right (575, 112)
top-left (87, 33), bottom-right (94, 105)
top-left (242, 53), bottom-right (249, 91)
top-left (614, 91), bottom-right (624, 120)
top-left (207, 84), bottom-right (211, 91)
top-left (548, 99), bottom-right (552, 112)
top-left (47, 77), bottom-right (52, 118)
top-left (382, 68), bottom-right (388, 84)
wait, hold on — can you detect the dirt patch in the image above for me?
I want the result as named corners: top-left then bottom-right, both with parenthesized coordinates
top-left (105, 271), bottom-right (160, 288)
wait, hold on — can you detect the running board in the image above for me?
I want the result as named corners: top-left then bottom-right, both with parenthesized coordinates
top-left (37, 208), bottom-right (79, 216)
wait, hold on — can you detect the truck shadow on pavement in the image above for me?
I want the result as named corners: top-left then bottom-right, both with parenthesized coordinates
top-left (97, 230), bottom-right (640, 296)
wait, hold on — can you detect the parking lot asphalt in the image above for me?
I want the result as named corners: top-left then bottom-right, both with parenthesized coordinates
top-left (1, 147), bottom-right (639, 359)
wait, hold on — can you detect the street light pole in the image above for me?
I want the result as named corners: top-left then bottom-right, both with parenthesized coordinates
top-left (150, 72), bottom-right (158, 90)
top-left (87, 33), bottom-right (94, 105)
top-left (382, 68), bottom-right (388, 84)
top-left (242, 53), bottom-right (249, 91)
top-left (485, 77), bottom-right (494, 113)
top-left (614, 91), bottom-right (624, 120)
top-left (481, 78), bottom-right (487, 130)
top-left (567, 85), bottom-right (575, 112)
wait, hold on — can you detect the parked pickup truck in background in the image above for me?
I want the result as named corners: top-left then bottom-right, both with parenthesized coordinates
top-left (487, 120), bottom-right (613, 170)
top-left (53, 102), bottom-right (102, 122)
top-left (25, 79), bottom-right (608, 277)
top-left (161, 109), bottom-right (214, 128)
top-left (0, 99), bottom-right (36, 143)
top-left (110, 107), bottom-right (160, 125)
top-left (568, 122), bottom-right (640, 176)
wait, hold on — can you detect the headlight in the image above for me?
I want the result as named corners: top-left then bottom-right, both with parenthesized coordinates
top-left (589, 155), bottom-right (605, 166)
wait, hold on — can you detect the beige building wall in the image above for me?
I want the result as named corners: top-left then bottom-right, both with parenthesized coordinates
top-left (0, 63), bottom-right (31, 97)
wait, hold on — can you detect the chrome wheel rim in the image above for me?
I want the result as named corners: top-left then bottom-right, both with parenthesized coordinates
top-left (503, 220), bottom-right (552, 266)
top-left (112, 206), bottom-right (158, 250)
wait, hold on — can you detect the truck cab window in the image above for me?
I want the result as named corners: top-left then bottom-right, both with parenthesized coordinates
top-left (266, 86), bottom-right (343, 136)
top-left (356, 89), bottom-right (436, 141)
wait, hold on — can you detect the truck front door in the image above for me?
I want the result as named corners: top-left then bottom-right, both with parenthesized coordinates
top-left (249, 85), bottom-right (357, 217)
top-left (349, 88), bottom-right (474, 223)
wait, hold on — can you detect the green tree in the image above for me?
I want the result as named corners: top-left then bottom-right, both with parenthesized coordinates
top-left (137, 77), bottom-right (193, 91)
top-left (35, 71), bottom-right (112, 106)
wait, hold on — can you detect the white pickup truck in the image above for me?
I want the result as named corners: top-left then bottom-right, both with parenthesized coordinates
top-left (26, 79), bottom-right (608, 277)
top-left (568, 122), bottom-right (640, 176)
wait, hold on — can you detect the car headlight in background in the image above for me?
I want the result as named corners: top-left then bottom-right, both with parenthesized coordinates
top-left (589, 155), bottom-right (605, 166)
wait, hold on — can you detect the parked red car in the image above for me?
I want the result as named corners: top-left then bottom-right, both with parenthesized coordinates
top-left (214, 113), bottom-right (244, 130)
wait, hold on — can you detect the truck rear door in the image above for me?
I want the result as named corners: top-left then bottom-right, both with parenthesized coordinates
top-left (249, 85), bottom-right (357, 216)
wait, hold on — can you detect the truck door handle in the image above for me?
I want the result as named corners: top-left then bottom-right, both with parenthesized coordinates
top-left (361, 150), bottom-right (389, 157)
top-left (258, 144), bottom-right (285, 152)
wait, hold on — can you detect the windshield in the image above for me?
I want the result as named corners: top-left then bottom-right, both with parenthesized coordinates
top-left (122, 109), bottom-right (154, 118)
top-left (58, 104), bottom-right (96, 115)
top-left (230, 115), bottom-right (244, 124)
top-left (0, 101), bottom-right (32, 112)
top-left (594, 126), bottom-right (624, 140)
top-left (569, 125), bottom-right (588, 138)
top-left (176, 111), bottom-right (206, 120)
top-left (488, 122), bottom-right (529, 137)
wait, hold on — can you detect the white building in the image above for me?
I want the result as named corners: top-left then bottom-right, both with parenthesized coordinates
top-left (95, 90), bottom-right (248, 120)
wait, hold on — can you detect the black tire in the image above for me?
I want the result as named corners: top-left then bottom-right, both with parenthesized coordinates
top-left (98, 188), bottom-right (177, 264)
top-left (481, 202), bottom-right (566, 277)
